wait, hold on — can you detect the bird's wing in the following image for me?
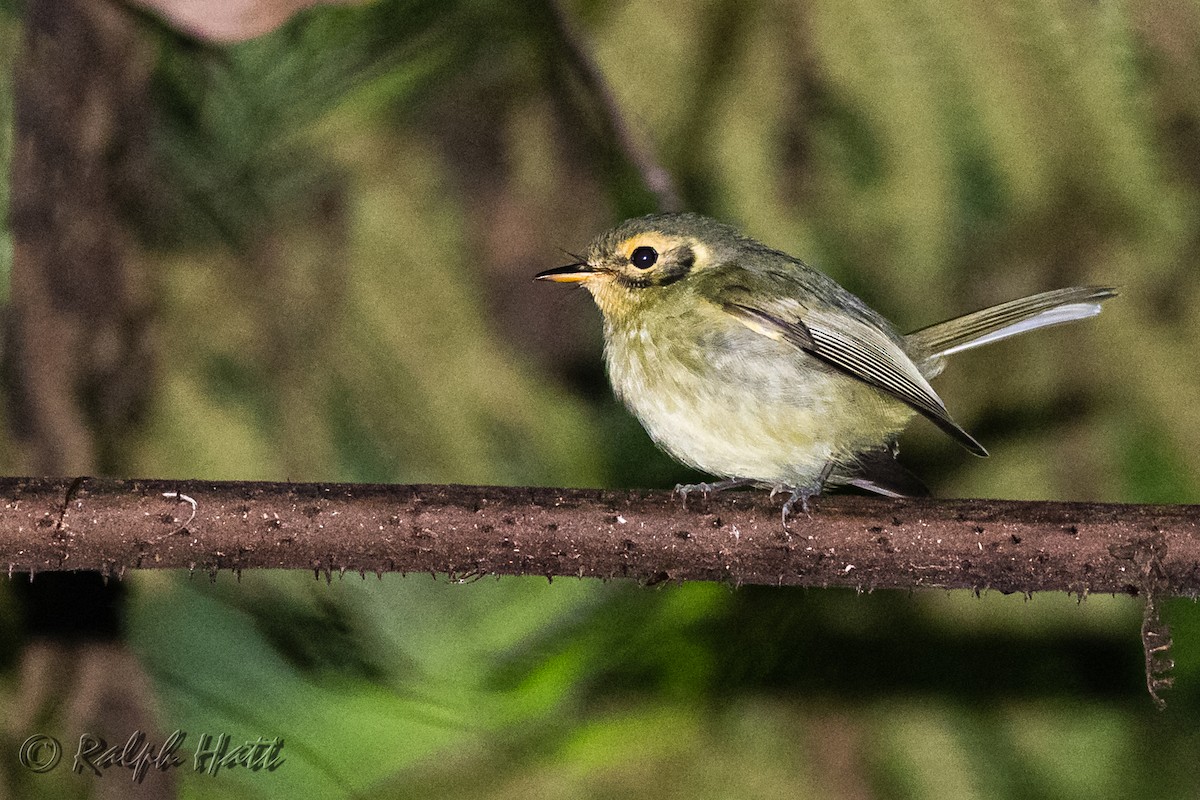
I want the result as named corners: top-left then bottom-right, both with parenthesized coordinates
top-left (718, 289), bottom-right (988, 456)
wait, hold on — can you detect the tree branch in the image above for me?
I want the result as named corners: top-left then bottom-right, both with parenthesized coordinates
top-left (546, 0), bottom-right (683, 212)
top-left (0, 478), bottom-right (1194, 596)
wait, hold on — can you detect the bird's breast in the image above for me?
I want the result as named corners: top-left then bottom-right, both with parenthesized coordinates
top-left (602, 313), bottom-right (914, 485)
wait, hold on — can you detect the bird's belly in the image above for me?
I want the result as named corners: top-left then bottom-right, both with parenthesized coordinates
top-left (606, 326), bottom-right (914, 486)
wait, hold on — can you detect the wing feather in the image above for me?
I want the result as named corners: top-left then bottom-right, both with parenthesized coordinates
top-left (721, 296), bottom-right (988, 456)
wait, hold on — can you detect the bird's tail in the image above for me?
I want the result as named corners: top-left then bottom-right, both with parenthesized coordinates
top-left (908, 286), bottom-right (1116, 374)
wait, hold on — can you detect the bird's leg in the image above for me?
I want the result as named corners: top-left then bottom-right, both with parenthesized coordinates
top-left (674, 478), bottom-right (754, 509)
top-left (779, 490), bottom-right (813, 527)
top-left (776, 462), bottom-right (836, 528)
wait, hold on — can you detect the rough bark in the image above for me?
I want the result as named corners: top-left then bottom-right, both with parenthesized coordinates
top-left (8, 0), bottom-right (156, 476)
top-left (0, 478), bottom-right (1192, 598)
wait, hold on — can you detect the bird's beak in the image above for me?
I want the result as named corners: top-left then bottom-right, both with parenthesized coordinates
top-left (534, 262), bottom-right (595, 283)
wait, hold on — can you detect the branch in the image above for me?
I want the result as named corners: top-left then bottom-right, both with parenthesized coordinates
top-left (546, 0), bottom-right (683, 212)
top-left (0, 478), bottom-right (1194, 595)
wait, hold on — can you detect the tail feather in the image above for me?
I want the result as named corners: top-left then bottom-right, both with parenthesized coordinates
top-left (832, 445), bottom-right (931, 498)
top-left (908, 286), bottom-right (1116, 364)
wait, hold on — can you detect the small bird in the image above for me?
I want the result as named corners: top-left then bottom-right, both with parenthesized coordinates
top-left (536, 212), bottom-right (1114, 522)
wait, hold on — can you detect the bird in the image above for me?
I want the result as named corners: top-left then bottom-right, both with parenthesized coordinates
top-left (535, 212), bottom-right (1115, 523)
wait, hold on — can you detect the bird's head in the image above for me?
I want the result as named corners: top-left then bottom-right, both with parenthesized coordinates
top-left (535, 213), bottom-right (740, 320)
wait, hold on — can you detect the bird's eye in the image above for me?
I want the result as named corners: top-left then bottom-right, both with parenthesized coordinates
top-left (630, 246), bottom-right (658, 270)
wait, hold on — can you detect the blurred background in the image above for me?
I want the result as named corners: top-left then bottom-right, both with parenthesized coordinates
top-left (1, 0), bottom-right (1199, 797)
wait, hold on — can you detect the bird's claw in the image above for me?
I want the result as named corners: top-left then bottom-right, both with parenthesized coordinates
top-left (775, 464), bottom-right (833, 530)
top-left (674, 481), bottom-right (724, 509)
top-left (674, 478), bottom-right (753, 509)
top-left (779, 489), bottom-right (813, 529)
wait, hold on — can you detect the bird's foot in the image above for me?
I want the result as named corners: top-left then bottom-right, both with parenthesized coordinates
top-left (778, 488), bottom-right (814, 528)
top-left (773, 464), bottom-right (835, 530)
top-left (674, 478), bottom-right (753, 509)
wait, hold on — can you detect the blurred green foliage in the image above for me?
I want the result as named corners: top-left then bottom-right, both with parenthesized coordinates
top-left (3, 0), bottom-right (1200, 797)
